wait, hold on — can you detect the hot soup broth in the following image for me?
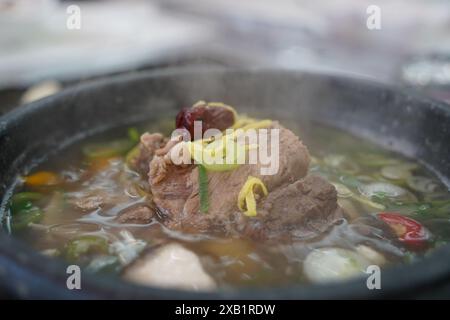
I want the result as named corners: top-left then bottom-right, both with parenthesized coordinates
top-left (4, 116), bottom-right (450, 289)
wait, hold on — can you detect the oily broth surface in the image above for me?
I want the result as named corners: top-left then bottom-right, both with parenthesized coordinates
top-left (6, 120), bottom-right (450, 288)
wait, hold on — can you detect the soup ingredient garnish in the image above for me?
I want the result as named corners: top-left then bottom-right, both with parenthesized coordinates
top-left (109, 230), bottom-right (146, 265)
top-left (176, 101), bottom-right (236, 139)
top-left (124, 243), bottom-right (216, 291)
top-left (381, 164), bottom-right (417, 181)
top-left (332, 182), bottom-right (385, 210)
top-left (337, 198), bottom-right (360, 220)
top-left (83, 127), bottom-right (140, 160)
top-left (11, 192), bottom-right (44, 203)
top-left (332, 183), bottom-right (353, 198)
top-left (355, 197), bottom-right (386, 210)
top-left (377, 212), bottom-right (430, 250)
top-left (10, 192), bottom-right (43, 213)
top-left (185, 119), bottom-right (268, 172)
top-left (127, 127), bottom-right (140, 143)
top-left (238, 176), bottom-right (268, 217)
top-left (41, 248), bottom-right (61, 257)
top-left (24, 171), bottom-right (59, 187)
top-left (407, 176), bottom-right (440, 194)
top-left (86, 255), bottom-right (120, 274)
top-left (382, 199), bottom-right (450, 218)
top-left (125, 145), bottom-right (141, 171)
top-left (356, 153), bottom-right (400, 167)
top-left (359, 182), bottom-right (408, 199)
top-left (231, 115), bottom-right (258, 129)
top-left (186, 138), bottom-right (242, 172)
top-left (339, 174), bottom-right (363, 188)
top-left (198, 165), bottom-right (209, 213)
top-left (323, 154), bottom-right (360, 174)
top-left (384, 201), bottom-right (431, 216)
top-left (65, 235), bottom-right (109, 262)
top-left (9, 191), bottom-right (44, 230)
top-left (429, 200), bottom-right (450, 218)
top-left (11, 207), bottom-right (43, 231)
top-left (82, 139), bottom-right (135, 159)
top-left (303, 247), bottom-right (371, 283)
top-left (356, 245), bottom-right (386, 265)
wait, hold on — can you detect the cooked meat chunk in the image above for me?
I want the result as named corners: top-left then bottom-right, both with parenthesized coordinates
top-left (130, 133), bottom-right (166, 176)
top-left (142, 111), bottom-right (343, 241)
top-left (116, 205), bottom-right (154, 224)
top-left (149, 155), bottom-right (195, 220)
top-left (182, 123), bottom-right (310, 222)
top-left (240, 175), bottom-right (343, 241)
top-left (148, 122), bottom-right (325, 235)
top-left (123, 243), bottom-right (216, 291)
top-left (72, 195), bottom-right (103, 211)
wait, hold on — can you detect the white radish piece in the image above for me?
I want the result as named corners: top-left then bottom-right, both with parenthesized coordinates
top-left (303, 247), bottom-right (371, 283)
top-left (124, 243), bottom-right (216, 291)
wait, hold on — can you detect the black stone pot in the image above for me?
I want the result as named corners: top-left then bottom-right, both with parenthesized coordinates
top-left (0, 68), bottom-right (449, 299)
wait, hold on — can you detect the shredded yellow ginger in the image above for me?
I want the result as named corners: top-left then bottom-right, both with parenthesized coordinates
top-left (187, 138), bottom-right (254, 171)
top-left (238, 176), bottom-right (268, 217)
top-left (183, 102), bottom-right (272, 171)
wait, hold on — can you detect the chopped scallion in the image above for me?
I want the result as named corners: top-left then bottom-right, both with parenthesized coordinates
top-left (198, 165), bottom-right (209, 213)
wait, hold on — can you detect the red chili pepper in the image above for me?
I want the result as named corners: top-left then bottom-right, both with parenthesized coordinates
top-left (378, 212), bottom-right (430, 250)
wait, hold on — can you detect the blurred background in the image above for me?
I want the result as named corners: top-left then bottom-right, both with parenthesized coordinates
top-left (1, 0), bottom-right (450, 113)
